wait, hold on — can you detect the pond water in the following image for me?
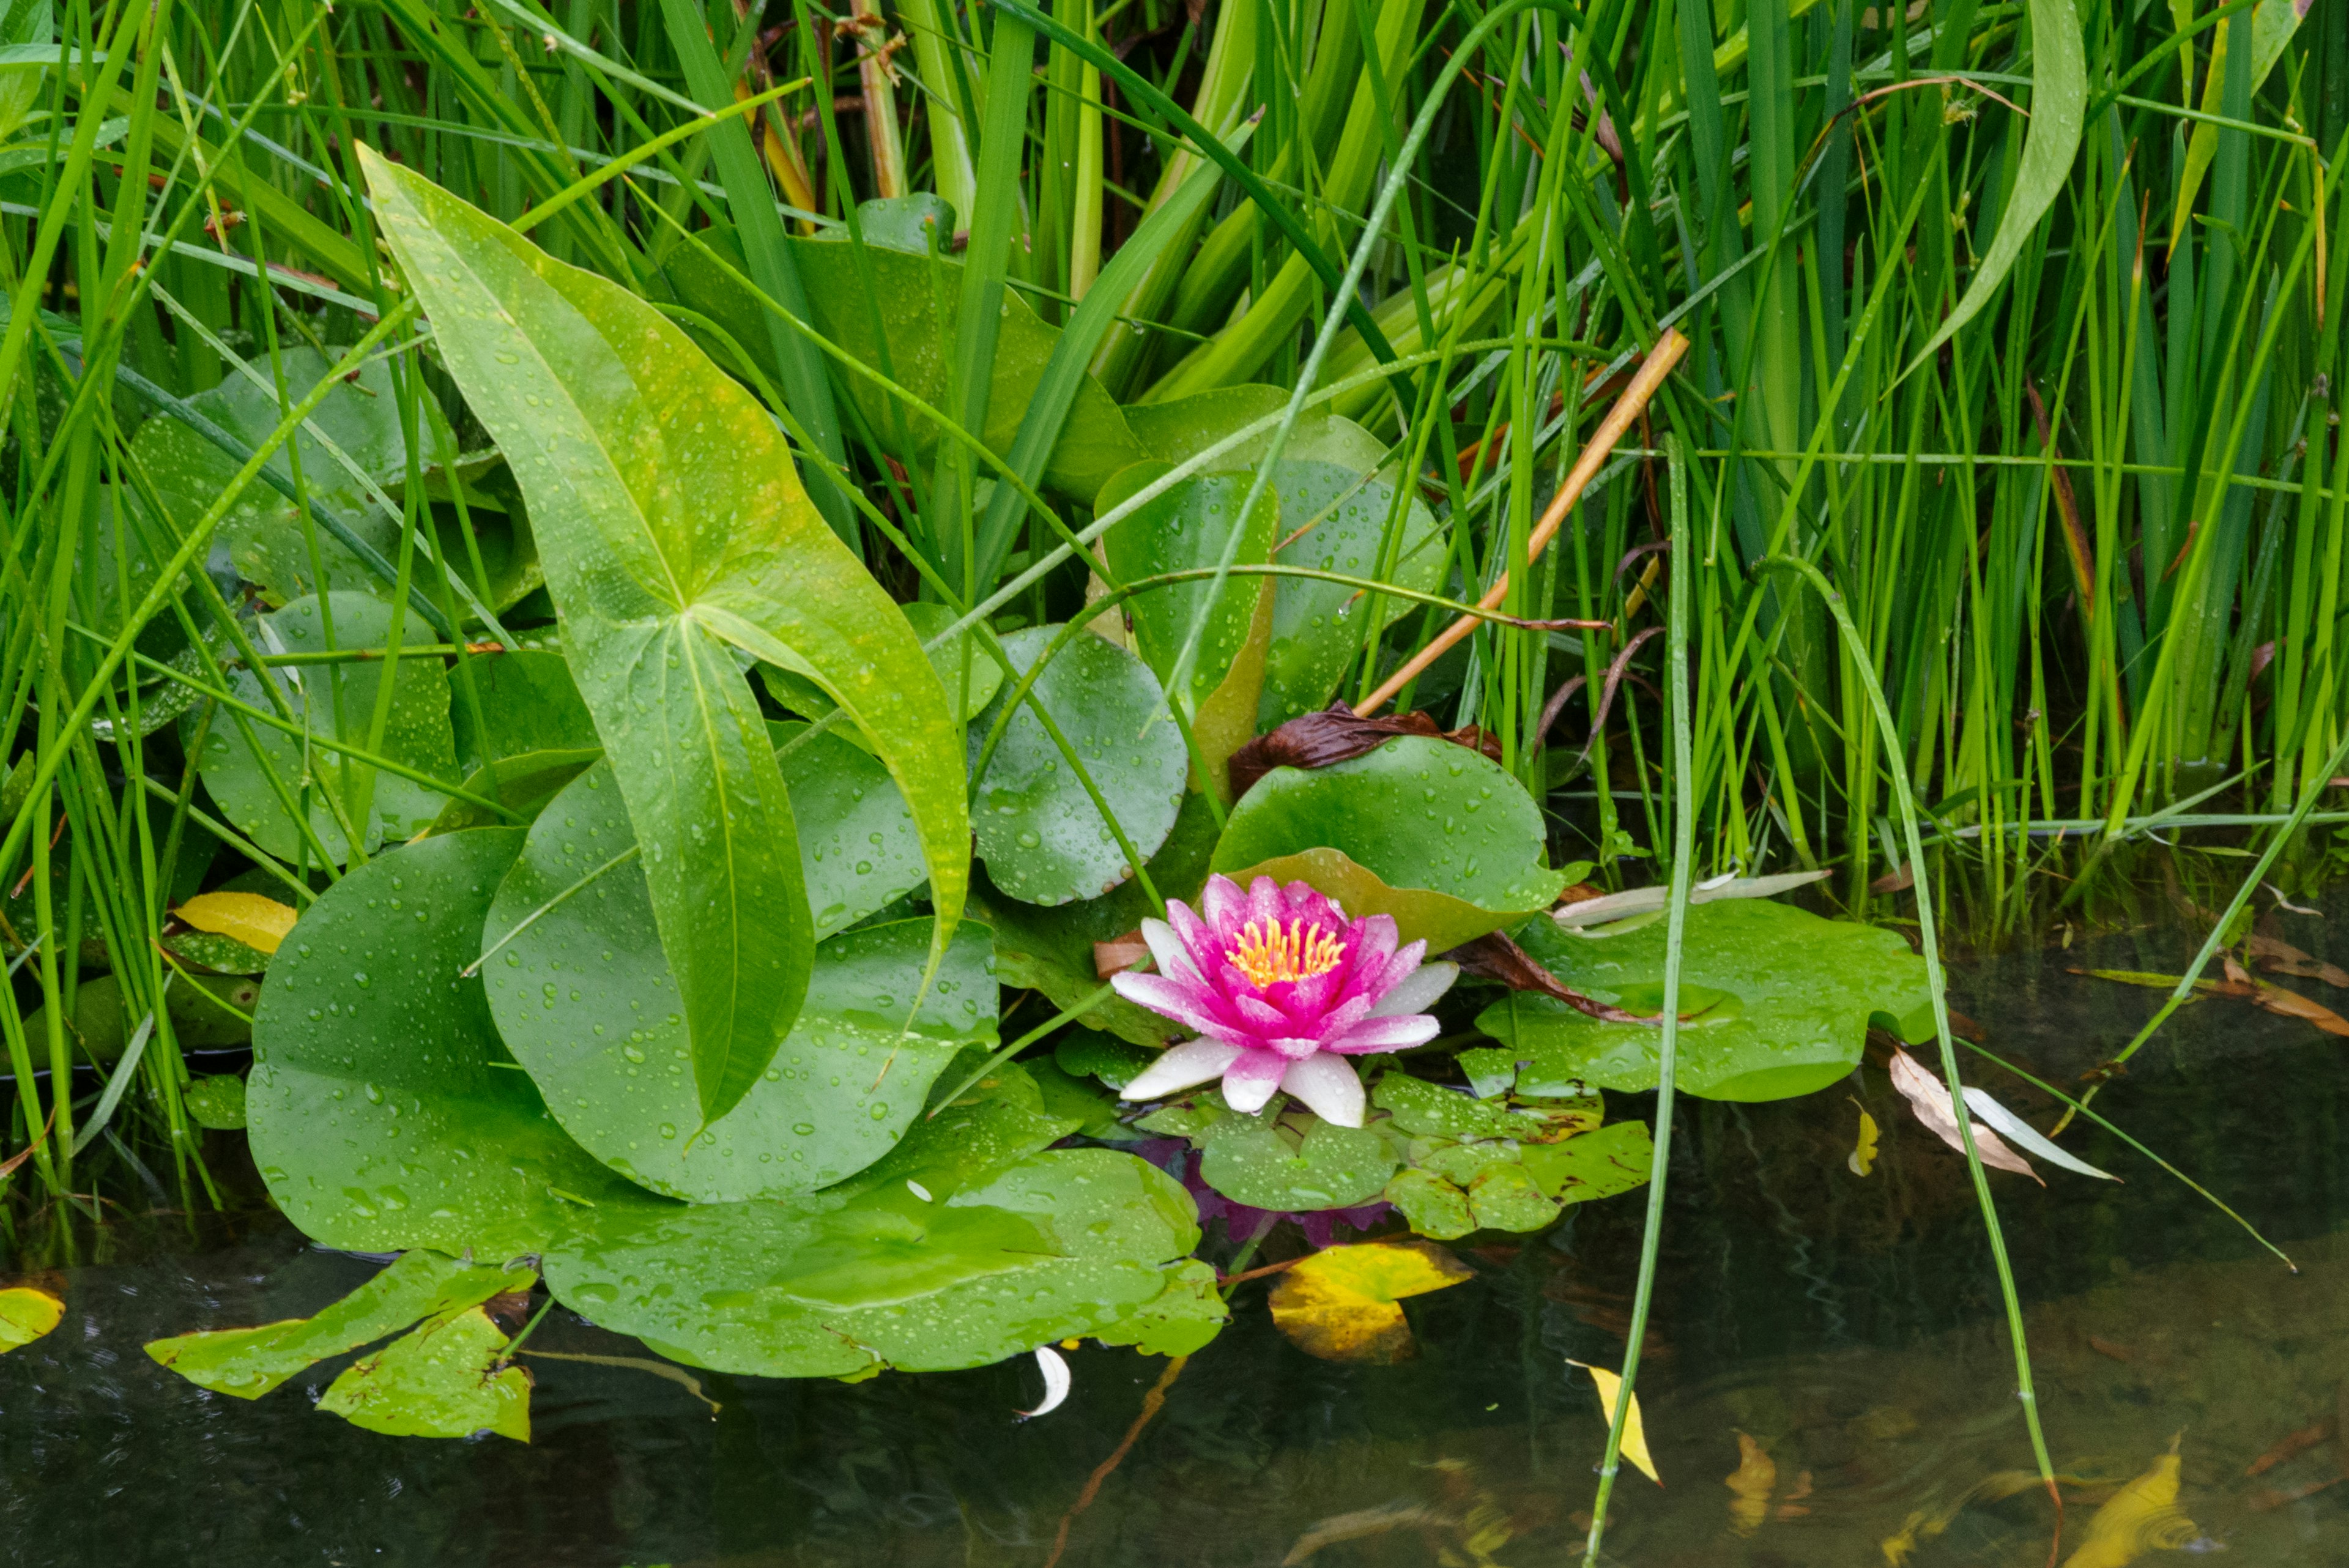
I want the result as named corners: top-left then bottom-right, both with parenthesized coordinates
top-left (8, 906), bottom-right (2349, 1567)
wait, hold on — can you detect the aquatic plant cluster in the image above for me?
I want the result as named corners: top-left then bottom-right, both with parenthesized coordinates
top-left (0, 0), bottom-right (2336, 1551)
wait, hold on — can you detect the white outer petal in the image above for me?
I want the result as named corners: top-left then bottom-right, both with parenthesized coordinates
top-left (1016, 1346), bottom-right (1072, 1419)
top-left (1367, 960), bottom-right (1458, 1018)
top-left (1118, 1038), bottom-right (1241, 1102)
top-left (1138, 916), bottom-right (1201, 982)
top-left (1222, 1068), bottom-right (1282, 1114)
top-left (1278, 1054), bottom-right (1367, 1127)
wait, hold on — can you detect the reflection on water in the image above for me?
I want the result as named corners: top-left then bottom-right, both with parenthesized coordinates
top-left (8, 912), bottom-right (2349, 1567)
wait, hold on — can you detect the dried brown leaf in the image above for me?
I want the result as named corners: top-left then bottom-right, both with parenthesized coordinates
top-left (1885, 1049), bottom-right (2042, 1184)
top-left (1228, 705), bottom-right (1503, 801)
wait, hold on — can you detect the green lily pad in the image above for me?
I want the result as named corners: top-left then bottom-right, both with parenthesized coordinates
top-left (1211, 735), bottom-right (1567, 948)
top-left (146, 1249), bottom-right (536, 1400)
top-left (247, 828), bottom-right (652, 1257)
top-left (1097, 463), bottom-right (1278, 710)
top-left (1055, 1030), bottom-right (1156, 1090)
top-left (831, 1060), bottom-right (1077, 1201)
top-left (163, 929), bottom-right (273, 976)
top-left (183, 1074), bottom-right (248, 1130)
top-left (543, 1147), bottom-right (1214, 1379)
top-left (770, 723), bottom-right (931, 929)
top-left (484, 761), bottom-right (992, 1202)
top-left (968, 626), bottom-right (1189, 906)
top-left (317, 1305), bottom-right (532, 1441)
top-left (450, 648), bottom-right (598, 770)
top-left (765, 601), bottom-right (1004, 727)
top-left (131, 347), bottom-right (453, 606)
top-left (1518, 1120), bottom-right (1656, 1205)
top-left (1384, 1167), bottom-right (1475, 1239)
top-left (1025, 1058), bottom-right (1132, 1141)
top-left (973, 790), bottom-right (1222, 1046)
top-left (1197, 1110), bottom-right (1396, 1211)
top-left (191, 593), bottom-right (461, 865)
top-left (1474, 900), bottom-right (1935, 1102)
top-left (1372, 1072), bottom-right (1590, 1144)
top-left (20, 970), bottom-right (261, 1063)
top-left (667, 228), bottom-right (1144, 503)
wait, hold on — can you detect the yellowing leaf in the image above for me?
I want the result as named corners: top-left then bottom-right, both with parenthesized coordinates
top-left (1726, 1430), bottom-right (1775, 1536)
top-left (1267, 1238), bottom-right (1473, 1364)
top-left (2063, 1434), bottom-right (2199, 1568)
top-left (1849, 1098), bottom-right (1879, 1176)
top-left (0, 1285), bottom-right (64, 1353)
top-left (1568, 1360), bottom-right (1660, 1485)
top-left (175, 892), bottom-right (299, 955)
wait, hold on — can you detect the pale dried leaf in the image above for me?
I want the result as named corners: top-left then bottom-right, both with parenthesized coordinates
top-left (1885, 1049), bottom-right (2041, 1184)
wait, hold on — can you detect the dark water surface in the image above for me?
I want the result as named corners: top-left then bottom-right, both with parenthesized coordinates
top-left (9, 910), bottom-right (2349, 1567)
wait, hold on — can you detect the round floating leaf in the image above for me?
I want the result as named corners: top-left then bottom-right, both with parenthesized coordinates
top-left (974, 789), bottom-right (1222, 1046)
top-left (192, 593), bottom-right (461, 865)
top-left (771, 723), bottom-right (931, 930)
top-left (968, 626), bottom-right (1188, 906)
top-left (1383, 1169), bottom-right (1475, 1239)
top-left (543, 1148), bottom-right (1215, 1379)
top-left (1197, 1109), bottom-right (1395, 1211)
top-left (183, 1074), bottom-right (248, 1129)
top-left (1517, 1120), bottom-right (1655, 1205)
top-left (768, 601), bottom-right (1006, 727)
top-left (1267, 1237), bottom-right (1473, 1363)
top-left (317, 1306), bottom-right (532, 1442)
top-left (1097, 463), bottom-right (1277, 709)
top-left (484, 761), bottom-right (992, 1202)
top-left (1474, 900), bottom-right (1935, 1101)
top-left (247, 828), bottom-right (651, 1257)
top-left (163, 929), bottom-right (273, 976)
top-left (429, 747), bottom-right (601, 834)
top-left (832, 1062), bottom-right (1078, 1200)
top-left (1055, 1030), bottom-right (1156, 1090)
top-left (0, 1285), bottom-right (63, 1353)
top-left (1212, 736), bottom-right (1568, 947)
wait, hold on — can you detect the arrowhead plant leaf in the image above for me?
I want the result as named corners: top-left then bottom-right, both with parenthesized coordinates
top-left (360, 147), bottom-right (968, 1125)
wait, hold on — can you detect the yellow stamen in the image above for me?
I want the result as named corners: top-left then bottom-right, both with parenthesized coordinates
top-left (1225, 916), bottom-right (1345, 990)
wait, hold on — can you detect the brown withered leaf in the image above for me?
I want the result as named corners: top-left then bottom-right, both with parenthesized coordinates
top-left (1094, 931), bottom-right (1151, 979)
top-left (1885, 1048), bottom-right (2043, 1184)
top-left (2228, 956), bottom-right (2349, 1036)
top-left (1228, 704), bottom-right (1504, 801)
top-left (1444, 929), bottom-right (1655, 1022)
top-left (2247, 932), bottom-right (2349, 989)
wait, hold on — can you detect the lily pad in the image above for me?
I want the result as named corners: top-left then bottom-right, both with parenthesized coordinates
top-left (428, 747), bottom-right (601, 834)
top-left (162, 929), bottom-right (275, 976)
top-left (968, 626), bottom-right (1189, 906)
top-left (765, 601), bottom-right (1004, 727)
top-left (1097, 464), bottom-right (1277, 710)
top-left (1212, 735), bottom-right (1568, 949)
top-left (317, 1305), bottom-right (533, 1442)
top-left (831, 1061), bottom-right (1077, 1201)
top-left (246, 828), bottom-right (651, 1257)
top-left (1266, 1237), bottom-right (1472, 1364)
top-left (484, 760), bottom-right (993, 1202)
top-left (1474, 900), bottom-right (1935, 1102)
top-left (770, 723), bottom-right (930, 929)
top-left (1372, 1072), bottom-right (1590, 1144)
top-left (1518, 1120), bottom-right (1656, 1205)
top-left (1197, 1109), bottom-right (1396, 1211)
top-left (183, 1074), bottom-right (248, 1129)
top-left (191, 593), bottom-right (461, 865)
top-left (974, 788), bottom-right (1221, 1047)
top-left (146, 1249), bottom-right (536, 1399)
top-left (1055, 1030), bottom-right (1156, 1090)
top-left (0, 1286), bottom-right (63, 1353)
top-left (543, 1147), bottom-right (1214, 1380)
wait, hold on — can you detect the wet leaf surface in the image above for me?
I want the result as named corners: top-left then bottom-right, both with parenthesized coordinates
top-left (1198, 1109), bottom-right (1395, 1211)
top-left (448, 647), bottom-right (599, 769)
top-left (487, 761), bottom-right (991, 1202)
top-left (967, 626), bottom-right (1189, 906)
top-left (248, 828), bottom-right (651, 1256)
top-left (146, 1249), bottom-right (535, 1400)
top-left (182, 1073), bottom-right (248, 1130)
top-left (0, 1285), bottom-right (62, 1353)
top-left (1478, 900), bottom-right (1936, 1102)
top-left (1266, 1237), bottom-right (1472, 1363)
top-left (316, 1304), bottom-right (532, 1442)
top-left (1212, 736), bottom-right (1568, 948)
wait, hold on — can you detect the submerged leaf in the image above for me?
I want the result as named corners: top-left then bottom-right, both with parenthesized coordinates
top-left (2062, 1435), bottom-right (2197, 1568)
top-left (1568, 1360), bottom-right (1660, 1484)
top-left (174, 891), bottom-right (299, 955)
top-left (146, 1250), bottom-right (535, 1399)
top-left (1726, 1432), bottom-right (1775, 1536)
top-left (317, 1304), bottom-right (532, 1441)
top-left (0, 1285), bottom-right (63, 1353)
top-left (1848, 1099), bottom-right (1880, 1177)
top-left (1267, 1238), bottom-right (1474, 1363)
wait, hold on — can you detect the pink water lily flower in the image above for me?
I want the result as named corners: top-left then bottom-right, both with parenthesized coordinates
top-left (1113, 874), bottom-right (1457, 1128)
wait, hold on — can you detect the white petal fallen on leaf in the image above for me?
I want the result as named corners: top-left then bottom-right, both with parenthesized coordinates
top-left (1017, 1346), bottom-right (1071, 1420)
top-left (906, 1180), bottom-right (933, 1202)
top-left (1552, 870), bottom-right (1828, 928)
top-left (1885, 1049), bottom-right (2041, 1184)
top-left (1961, 1088), bottom-right (2120, 1182)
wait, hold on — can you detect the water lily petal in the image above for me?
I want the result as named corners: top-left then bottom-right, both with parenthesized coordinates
top-left (1200, 874), bottom-right (1249, 939)
top-left (1244, 876), bottom-right (1288, 934)
top-left (1138, 917), bottom-right (1202, 983)
top-left (1324, 1013), bottom-right (1444, 1054)
top-left (1278, 879), bottom-right (1348, 932)
top-left (1119, 1038), bottom-right (1242, 1101)
top-left (1349, 913), bottom-right (1401, 972)
top-left (1110, 972), bottom-right (1225, 1037)
top-left (1368, 960), bottom-right (1457, 1018)
top-left (1220, 1048), bottom-right (1290, 1113)
top-left (1280, 1054), bottom-right (1367, 1128)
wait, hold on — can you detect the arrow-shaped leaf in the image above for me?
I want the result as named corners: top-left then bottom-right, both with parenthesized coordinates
top-left (361, 147), bottom-right (968, 1125)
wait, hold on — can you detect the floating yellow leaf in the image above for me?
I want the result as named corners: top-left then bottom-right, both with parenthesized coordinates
top-left (1849, 1098), bottom-right (1879, 1176)
top-left (1267, 1238), bottom-right (1474, 1364)
top-left (175, 892), bottom-right (299, 955)
top-left (1726, 1430), bottom-right (1775, 1535)
top-left (1568, 1360), bottom-right (1660, 1484)
top-left (2063, 1434), bottom-right (2198, 1568)
top-left (0, 1285), bottom-right (64, 1353)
